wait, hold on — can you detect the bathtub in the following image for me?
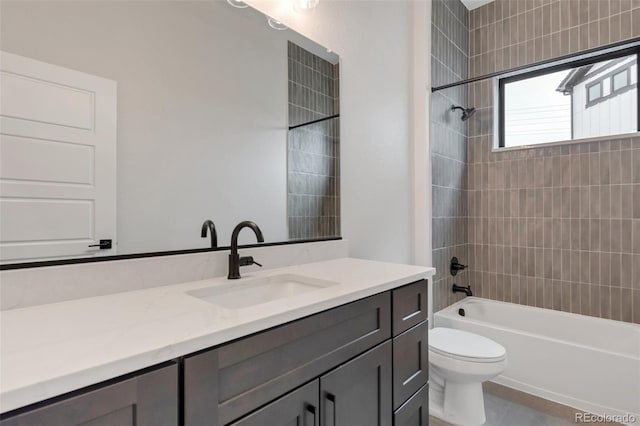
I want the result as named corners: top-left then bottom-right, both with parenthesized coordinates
top-left (435, 297), bottom-right (640, 425)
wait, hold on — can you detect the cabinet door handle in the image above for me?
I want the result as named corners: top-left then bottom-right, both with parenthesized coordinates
top-left (325, 393), bottom-right (336, 426)
top-left (305, 403), bottom-right (317, 426)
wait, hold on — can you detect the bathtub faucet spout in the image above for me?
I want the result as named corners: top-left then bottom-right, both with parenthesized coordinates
top-left (452, 284), bottom-right (473, 296)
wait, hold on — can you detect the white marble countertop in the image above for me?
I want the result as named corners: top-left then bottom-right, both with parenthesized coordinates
top-left (0, 257), bottom-right (434, 413)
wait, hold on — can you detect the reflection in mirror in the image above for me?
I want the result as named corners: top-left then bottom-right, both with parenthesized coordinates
top-left (287, 43), bottom-right (340, 240)
top-left (0, 1), bottom-right (340, 265)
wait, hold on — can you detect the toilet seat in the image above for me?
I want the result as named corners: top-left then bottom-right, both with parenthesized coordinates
top-left (429, 328), bottom-right (506, 363)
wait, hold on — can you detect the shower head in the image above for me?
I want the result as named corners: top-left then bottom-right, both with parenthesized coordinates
top-left (451, 105), bottom-right (476, 121)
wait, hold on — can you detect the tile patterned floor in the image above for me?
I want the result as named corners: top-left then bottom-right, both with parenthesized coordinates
top-left (430, 392), bottom-right (574, 426)
top-left (483, 392), bottom-right (573, 426)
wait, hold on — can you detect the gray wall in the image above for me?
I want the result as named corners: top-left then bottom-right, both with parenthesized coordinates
top-left (431, 0), bottom-right (470, 312)
top-left (288, 42), bottom-right (340, 240)
top-left (466, 0), bottom-right (640, 323)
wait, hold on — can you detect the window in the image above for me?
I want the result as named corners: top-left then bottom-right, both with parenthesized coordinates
top-left (499, 46), bottom-right (639, 148)
top-left (602, 77), bottom-right (611, 96)
top-left (588, 82), bottom-right (602, 103)
top-left (613, 69), bottom-right (628, 91)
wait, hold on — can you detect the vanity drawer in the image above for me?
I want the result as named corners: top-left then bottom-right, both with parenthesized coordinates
top-left (184, 292), bottom-right (391, 426)
top-left (393, 384), bottom-right (428, 426)
top-left (0, 363), bottom-right (178, 426)
top-left (392, 280), bottom-right (428, 336)
top-left (392, 320), bottom-right (428, 410)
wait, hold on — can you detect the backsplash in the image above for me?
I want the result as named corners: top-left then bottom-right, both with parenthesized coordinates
top-left (465, 0), bottom-right (640, 323)
top-left (287, 42), bottom-right (340, 240)
top-left (0, 239), bottom-right (349, 310)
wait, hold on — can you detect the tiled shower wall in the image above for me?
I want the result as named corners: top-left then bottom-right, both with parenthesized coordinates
top-left (465, 0), bottom-right (640, 323)
top-left (431, 0), bottom-right (470, 312)
top-left (288, 42), bottom-right (340, 240)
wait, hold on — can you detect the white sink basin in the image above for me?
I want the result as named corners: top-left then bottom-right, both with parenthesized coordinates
top-left (186, 274), bottom-right (338, 309)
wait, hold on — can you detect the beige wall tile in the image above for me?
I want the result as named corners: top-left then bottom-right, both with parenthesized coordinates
top-left (581, 283), bottom-right (591, 314)
top-left (632, 290), bottom-right (640, 323)
top-left (633, 254), bottom-right (640, 290)
top-left (632, 7), bottom-right (640, 36)
top-left (621, 288), bottom-right (633, 322)
top-left (610, 287), bottom-right (621, 321)
top-left (453, 0), bottom-right (639, 323)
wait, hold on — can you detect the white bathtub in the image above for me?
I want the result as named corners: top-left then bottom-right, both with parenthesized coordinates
top-left (435, 297), bottom-right (640, 425)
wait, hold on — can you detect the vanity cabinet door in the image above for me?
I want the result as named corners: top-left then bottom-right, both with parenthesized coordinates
top-left (320, 341), bottom-right (392, 426)
top-left (228, 380), bottom-right (319, 426)
top-left (393, 385), bottom-right (428, 426)
top-left (392, 321), bottom-right (429, 410)
top-left (0, 364), bottom-right (178, 426)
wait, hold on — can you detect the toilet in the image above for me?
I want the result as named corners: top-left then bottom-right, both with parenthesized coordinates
top-left (428, 327), bottom-right (507, 426)
top-left (425, 283), bottom-right (508, 425)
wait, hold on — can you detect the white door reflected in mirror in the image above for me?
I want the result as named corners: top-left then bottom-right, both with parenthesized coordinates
top-left (0, 52), bottom-right (116, 262)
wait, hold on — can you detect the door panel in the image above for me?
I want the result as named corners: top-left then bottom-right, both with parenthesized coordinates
top-left (0, 71), bottom-right (94, 129)
top-left (1, 199), bottom-right (93, 241)
top-left (320, 341), bottom-right (392, 426)
top-left (1, 135), bottom-right (93, 184)
top-left (393, 385), bottom-right (428, 426)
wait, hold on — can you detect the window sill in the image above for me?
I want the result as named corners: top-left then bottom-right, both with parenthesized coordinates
top-left (492, 131), bottom-right (640, 153)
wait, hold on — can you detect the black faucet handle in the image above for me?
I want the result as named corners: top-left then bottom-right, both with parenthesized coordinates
top-left (239, 256), bottom-right (262, 267)
top-left (450, 257), bottom-right (468, 276)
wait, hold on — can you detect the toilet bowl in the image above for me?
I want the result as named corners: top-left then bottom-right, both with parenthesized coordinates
top-left (429, 327), bottom-right (507, 426)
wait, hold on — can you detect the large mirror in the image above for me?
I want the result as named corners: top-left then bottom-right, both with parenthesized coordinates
top-left (0, 1), bottom-right (340, 265)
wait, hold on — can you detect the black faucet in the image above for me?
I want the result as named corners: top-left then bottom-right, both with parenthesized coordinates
top-left (201, 220), bottom-right (218, 248)
top-left (228, 221), bottom-right (264, 279)
top-left (452, 284), bottom-right (473, 296)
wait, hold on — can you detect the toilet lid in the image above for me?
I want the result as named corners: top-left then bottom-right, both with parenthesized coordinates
top-left (429, 328), bottom-right (506, 362)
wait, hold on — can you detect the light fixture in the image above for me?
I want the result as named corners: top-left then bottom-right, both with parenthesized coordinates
top-left (227, 0), bottom-right (249, 8)
top-left (293, 0), bottom-right (319, 13)
top-left (267, 18), bottom-right (288, 30)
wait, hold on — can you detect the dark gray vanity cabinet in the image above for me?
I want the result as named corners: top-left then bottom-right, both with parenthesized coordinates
top-left (320, 341), bottom-right (392, 426)
top-left (183, 279), bottom-right (429, 426)
top-left (0, 363), bottom-right (178, 426)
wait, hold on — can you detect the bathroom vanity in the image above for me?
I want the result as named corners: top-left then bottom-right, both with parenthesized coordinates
top-left (0, 259), bottom-right (434, 426)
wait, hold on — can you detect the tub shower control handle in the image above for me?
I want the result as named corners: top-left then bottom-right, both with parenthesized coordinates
top-left (450, 257), bottom-right (467, 276)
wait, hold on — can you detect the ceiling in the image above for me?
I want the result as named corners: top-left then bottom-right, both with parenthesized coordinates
top-left (460, 0), bottom-right (494, 10)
